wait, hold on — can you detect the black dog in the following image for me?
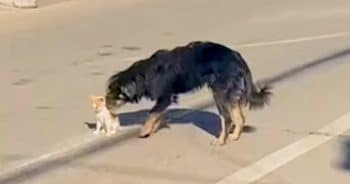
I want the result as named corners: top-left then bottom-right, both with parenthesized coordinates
top-left (105, 41), bottom-right (271, 145)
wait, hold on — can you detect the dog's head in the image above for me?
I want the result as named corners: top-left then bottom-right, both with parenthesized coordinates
top-left (105, 70), bottom-right (139, 114)
top-left (105, 89), bottom-right (127, 116)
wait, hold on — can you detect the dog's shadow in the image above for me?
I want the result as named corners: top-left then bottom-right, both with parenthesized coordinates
top-left (85, 108), bottom-right (256, 137)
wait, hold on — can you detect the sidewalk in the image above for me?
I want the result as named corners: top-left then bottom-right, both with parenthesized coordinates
top-left (0, 0), bottom-right (37, 8)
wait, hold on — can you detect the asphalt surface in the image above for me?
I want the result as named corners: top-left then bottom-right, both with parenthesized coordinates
top-left (1, 0), bottom-right (350, 183)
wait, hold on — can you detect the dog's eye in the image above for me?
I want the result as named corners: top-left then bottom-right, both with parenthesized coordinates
top-left (118, 93), bottom-right (124, 99)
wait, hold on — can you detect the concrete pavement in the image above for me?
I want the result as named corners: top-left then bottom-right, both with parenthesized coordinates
top-left (1, 0), bottom-right (350, 183)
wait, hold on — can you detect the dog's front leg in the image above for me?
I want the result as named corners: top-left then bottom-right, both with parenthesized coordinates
top-left (139, 96), bottom-right (171, 138)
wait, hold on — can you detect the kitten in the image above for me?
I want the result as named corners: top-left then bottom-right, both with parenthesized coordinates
top-left (89, 95), bottom-right (120, 136)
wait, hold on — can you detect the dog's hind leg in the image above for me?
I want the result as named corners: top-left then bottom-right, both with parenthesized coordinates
top-left (211, 115), bottom-right (231, 146)
top-left (229, 103), bottom-right (245, 141)
top-left (211, 93), bottom-right (232, 145)
top-left (139, 96), bottom-right (171, 138)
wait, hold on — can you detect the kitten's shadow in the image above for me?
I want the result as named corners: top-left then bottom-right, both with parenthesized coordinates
top-left (85, 108), bottom-right (256, 137)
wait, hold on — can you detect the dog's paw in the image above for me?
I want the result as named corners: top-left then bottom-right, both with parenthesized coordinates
top-left (139, 125), bottom-right (153, 138)
top-left (139, 132), bottom-right (151, 138)
top-left (228, 133), bottom-right (241, 141)
top-left (210, 139), bottom-right (226, 146)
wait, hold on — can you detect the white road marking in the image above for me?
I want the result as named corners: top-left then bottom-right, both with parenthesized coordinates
top-left (117, 32), bottom-right (350, 64)
top-left (237, 32), bottom-right (350, 48)
top-left (105, 32), bottom-right (350, 65)
top-left (216, 113), bottom-right (350, 184)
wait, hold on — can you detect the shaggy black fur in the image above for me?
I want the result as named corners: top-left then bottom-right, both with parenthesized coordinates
top-left (105, 41), bottom-right (272, 139)
top-left (106, 41), bottom-right (271, 113)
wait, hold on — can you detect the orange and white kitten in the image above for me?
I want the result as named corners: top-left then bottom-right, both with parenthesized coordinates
top-left (89, 95), bottom-right (120, 136)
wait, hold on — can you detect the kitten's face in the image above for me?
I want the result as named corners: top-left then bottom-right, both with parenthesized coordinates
top-left (89, 95), bottom-right (106, 113)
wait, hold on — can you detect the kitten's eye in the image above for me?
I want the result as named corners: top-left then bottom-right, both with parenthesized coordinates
top-left (96, 97), bottom-right (104, 102)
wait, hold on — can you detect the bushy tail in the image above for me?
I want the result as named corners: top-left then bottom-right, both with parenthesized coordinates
top-left (246, 79), bottom-right (272, 109)
top-left (245, 74), bottom-right (272, 109)
top-left (234, 52), bottom-right (272, 109)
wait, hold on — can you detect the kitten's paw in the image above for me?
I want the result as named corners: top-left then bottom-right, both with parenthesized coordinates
top-left (106, 132), bottom-right (114, 136)
top-left (110, 130), bottom-right (117, 135)
top-left (108, 128), bottom-right (119, 136)
top-left (113, 125), bottom-right (121, 132)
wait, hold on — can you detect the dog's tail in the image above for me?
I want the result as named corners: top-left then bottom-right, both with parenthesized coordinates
top-left (235, 53), bottom-right (272, 109)
top-left (245, 73), bottom-right (272, 109)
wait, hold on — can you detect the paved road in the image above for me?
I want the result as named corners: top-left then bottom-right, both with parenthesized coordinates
top-left (1, 0), bottom-right (350, 183)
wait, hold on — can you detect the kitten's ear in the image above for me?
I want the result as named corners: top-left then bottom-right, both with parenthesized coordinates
top-left (89, 95), bottom-right (104, 102)
top-left (96, 96), bottom-right (105, 102)
top-left (89, 95), bottom-right (96, 101)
